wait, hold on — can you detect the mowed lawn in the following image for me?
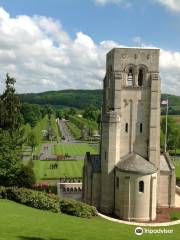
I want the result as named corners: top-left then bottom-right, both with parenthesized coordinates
top-left (53, 143), bottom-right (98, 156)
top-left (173, 159), bottom-right (180, 178)
top-left (33, 160), bottom-right (83, 180)
top-left (1, 200), bottom-right (180, 240)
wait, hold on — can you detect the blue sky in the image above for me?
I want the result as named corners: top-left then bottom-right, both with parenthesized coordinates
top-left (1, 0), bottom-right (180, 50)
top-left (0, 0), bottom-right (180, 94)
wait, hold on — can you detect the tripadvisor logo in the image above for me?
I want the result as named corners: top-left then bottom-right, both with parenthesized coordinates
top-left (135, 227), bottom-right (143, 236)
top-left (134, 227), bottom-right (174, 236)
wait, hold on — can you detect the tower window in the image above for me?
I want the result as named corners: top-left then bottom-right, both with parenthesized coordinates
top-left (139, 181), bottom-right (144, 193)
top-left (116, 177), bottom-right (119, 189)
top-left (140, 123), bottom-right (143, 133)
top-left (105, 151), bottom-right (107, 160)
top-left (125, 123), bottom-right (128, 133)
top-left (138, 69), bottom-right (143, 86)
top-left (128, 68), bottom-right (133, 86)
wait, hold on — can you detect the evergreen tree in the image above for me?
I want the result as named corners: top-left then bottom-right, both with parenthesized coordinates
top-left (0, 73), bottom-right (21, 133)
top-left (0, 74), bottom-right (22, 186)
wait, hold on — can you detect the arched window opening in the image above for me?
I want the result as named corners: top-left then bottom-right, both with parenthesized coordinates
top-left (140, 123), bottom-right (143, 133)
top-left (138, 69), bottom-right (143, 86)
top-left (139, 181), bottom-right (144, 193)
top-left (128, 68), bottom-right (133, 86)
top-left (125, 123), bottom-right (128, 133)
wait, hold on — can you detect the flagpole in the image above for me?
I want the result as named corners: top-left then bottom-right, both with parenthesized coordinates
top-left (164, 99), bottom-right (168, 152)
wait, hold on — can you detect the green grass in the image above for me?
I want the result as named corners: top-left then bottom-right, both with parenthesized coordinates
top-left (33, 160), bottom-right (83, 180)
top-left (173, 159), bottom-right (180, 178)
top-left (170, 211), bottom-right (180, 221)
top-left (0, 199), bottom-right (180, 240)
top-left (66, 121), bottom-right (81, 139)
top-left (53, 143), bottom-right (97, 156)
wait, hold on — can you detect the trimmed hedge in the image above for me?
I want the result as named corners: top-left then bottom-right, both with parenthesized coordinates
top-left (0, 186), bottom-right (59, 213)
top-left (60, 199), bottom-right (98, 218)
top-left (0, 186), bottom-right (98, 218)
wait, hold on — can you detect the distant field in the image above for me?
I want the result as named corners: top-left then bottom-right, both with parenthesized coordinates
top-left (53, 143), bottom-right (97, 156)
top-left (33, 160), bottom-right (83, 181)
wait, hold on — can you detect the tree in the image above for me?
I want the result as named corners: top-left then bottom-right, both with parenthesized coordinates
top-left (0, 130), bottom-right (22, 186)
top-left (0, 74), bottom-right (21, 133)
top-left (16, 163), bottom-right (36, 188)
top-left (0, 74), bottom-right (23, 186)
top-left (28, 131), bottom-right (39, 153)
top-left (161, 116), bottom-right (179, 151)
top-left (83, 105), bottom-right (100, 122)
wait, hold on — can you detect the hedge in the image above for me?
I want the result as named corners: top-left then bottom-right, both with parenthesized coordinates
top-left (0, 186), bottom-right (59, 213)
top-left (60, 199), bottom-right (98, 218)
top-left (0, 186), bottom-right (98, 218)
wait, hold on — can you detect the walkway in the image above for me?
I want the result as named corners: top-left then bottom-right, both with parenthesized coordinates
top-left (39, 143), bottom-right (56, 160)
top-left (58, 119), bottom-right (74, 143)
top-left (98, 213), bottom-right (180, 226)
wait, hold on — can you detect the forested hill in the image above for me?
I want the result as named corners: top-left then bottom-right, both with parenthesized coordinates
top-left (18, 90), bottom-right (102, 109)
top-left (18, 90), bottom-right (180, 110)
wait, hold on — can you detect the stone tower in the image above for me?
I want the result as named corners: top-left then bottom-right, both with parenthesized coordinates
top-left (100, 48), bottom-right (160, 215)
top-left (83, 47), bottom-right (176, 221)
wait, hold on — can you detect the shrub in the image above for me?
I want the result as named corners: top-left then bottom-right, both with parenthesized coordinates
top-left (16, 164), bottom-right (36, 188)
top-left (60, 199), bottom-right (97, 218)
top-left (0, 187), bottom-right (60, 213)
top-left (0, 186), bottom-right (7, 199)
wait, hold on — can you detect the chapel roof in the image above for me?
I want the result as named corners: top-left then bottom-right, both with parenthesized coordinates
top-left (116, 152), bottom-right (157, 175)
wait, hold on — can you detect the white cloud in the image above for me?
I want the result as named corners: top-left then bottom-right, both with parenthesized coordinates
top-left (155, 0), bottom-right (180, 12)
top-left (94, 0), bottom-right (131, 7)
top-left (0, 7), bottom-right (109, 93)
top-left (0, 7), bottom-right (179, 96)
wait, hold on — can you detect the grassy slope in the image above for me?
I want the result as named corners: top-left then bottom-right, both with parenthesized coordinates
top-left (53, 143), bottom-right (97, 156)
top-left (33, 160), bottom-right (84, 180)
top-left (0, 200), bottom-right (180, 240)
top-left (173, 160), bottom-right (180, 178)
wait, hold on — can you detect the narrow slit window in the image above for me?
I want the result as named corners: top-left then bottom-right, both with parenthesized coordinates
top-left (116, 177), bottom-right (119, 189)
top-left (105, 151), bottom-right (106, 160)
top-left (139, 181), bottom-right (144, 193)
top-left (140, 123), bottom-right (143, 133)
top-left (138, 69), bottom-right (143, 86)
top-left (125, 123), bottom-right (128, 133)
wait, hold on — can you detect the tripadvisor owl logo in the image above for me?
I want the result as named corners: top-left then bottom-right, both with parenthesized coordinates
top-left (135, 227), bottom-right (144, 236)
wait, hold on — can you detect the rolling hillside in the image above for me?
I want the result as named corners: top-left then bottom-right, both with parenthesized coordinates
top-left (18, 90), bottom-right (180, 111)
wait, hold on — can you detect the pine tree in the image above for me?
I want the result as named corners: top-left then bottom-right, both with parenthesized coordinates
top-left (0, 74), bottom-right (22, 186)
top-left (0, 73), bottom-right (21, 133)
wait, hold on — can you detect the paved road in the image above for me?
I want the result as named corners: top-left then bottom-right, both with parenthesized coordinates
top-left (39, 142), bottom-right (56, 160)
top-left (58, 119), bottom-right (74, 143)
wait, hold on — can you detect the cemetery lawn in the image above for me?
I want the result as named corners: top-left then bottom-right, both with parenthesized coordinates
top-left (173, 160), bottom-right (180, 178)
top-left (0, 200), bottom-right (180, 240)
top-left (33, 160), bottom-right (83, 180)
top-left (53, 143), bottom-right (97, 156)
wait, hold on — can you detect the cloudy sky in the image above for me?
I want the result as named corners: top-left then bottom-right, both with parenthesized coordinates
top-left (0, 0), bottom-right (180, 95)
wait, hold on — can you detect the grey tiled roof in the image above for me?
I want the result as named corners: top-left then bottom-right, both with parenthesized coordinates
top-left (116, 152), bottom-right (157, 175)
